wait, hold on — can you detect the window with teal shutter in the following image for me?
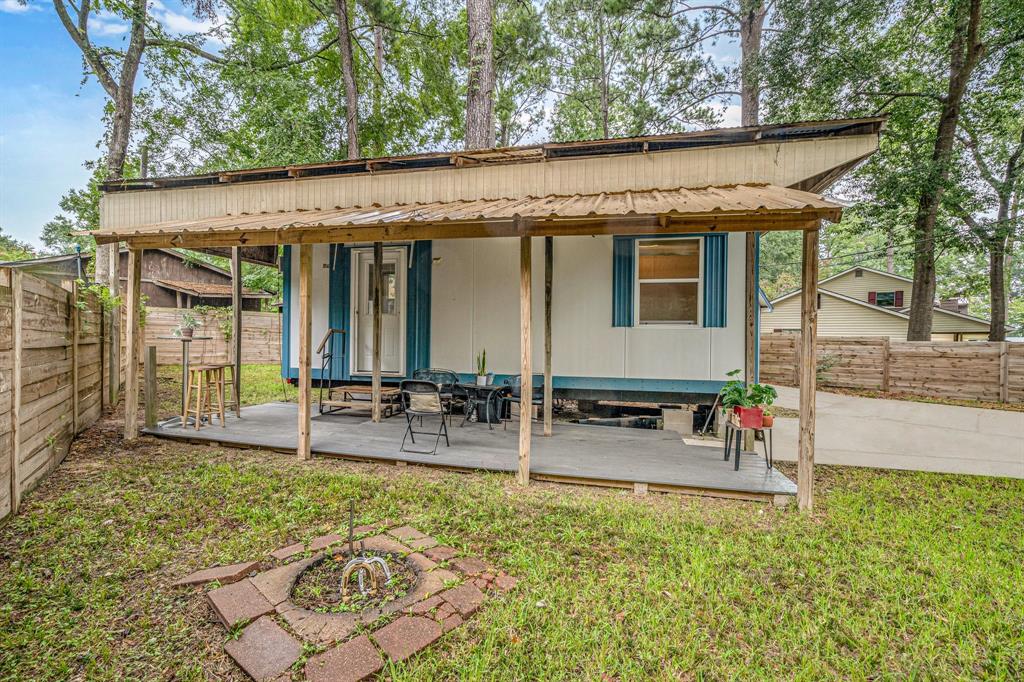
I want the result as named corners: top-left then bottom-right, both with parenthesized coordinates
top-left (612, 234), bottom-right (727, 327)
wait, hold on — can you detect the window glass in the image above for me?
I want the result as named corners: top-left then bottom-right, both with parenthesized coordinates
top-left (637, 239), bottom-right (700, 324)
top-left (370, 263), bottom-right (398, 314)
top-left (875, 291), bottom-right (896, 307)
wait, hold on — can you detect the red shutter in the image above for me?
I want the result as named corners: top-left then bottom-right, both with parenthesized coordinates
top-left (895, 290), bottom-right (904, 306)
top-left (868, 291), bottom-right (877, 305)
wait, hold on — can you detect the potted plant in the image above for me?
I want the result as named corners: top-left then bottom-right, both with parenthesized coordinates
top-left (718, 370), bottom-right (778, 429)
top-left (475, 349), bottom-right (489, 386)
top-left (175, 310), bottom-right (199, 339)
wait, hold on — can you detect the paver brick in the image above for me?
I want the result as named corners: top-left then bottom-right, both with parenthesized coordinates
top-left (270, 542), bottom-right (304, 561)
top-left (407, 536), bottom-right (438, 550)
top-left (305, 635), bottom-right (384, 682)
top-left (371, 615), bottom-right (442, 662)
top-left (388, 525), bottom-right (426, 542)
top-left (422, 545), bottom-right (458, 562)
top-left (250, 555), bottom-right (319, 606)
top-left (494, 574), bottom-right (518, 592)
top-left (224, 616), bottom-right (301, 681)
top-left (309, 533), bottom-right (344, 551)
top-left (451, 557), bottom-right (487, 576)
top-left (439, 583), bottom-right (486, 616)
top-left (406, 552), bottom-right (437, 572)
top-left (207, 579), bottom-right (275, 627)
top-left (409, 595), bottom-right (443, 616)
top-left (441, 613), bottom-right (463, 633)
top-left (174, 561), bottom-right (259, 587)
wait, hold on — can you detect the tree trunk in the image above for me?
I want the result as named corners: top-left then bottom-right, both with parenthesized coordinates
top-left (738, 0), bottom-right (766, 127)
top-left (906, 0), bottom-right (984, 340)
top-left (988, 235), bottom-right (1007, 341)
top-left (334, 0), bottom-right (360, 159)
top-left (466, 0), bottom-right (495, 149)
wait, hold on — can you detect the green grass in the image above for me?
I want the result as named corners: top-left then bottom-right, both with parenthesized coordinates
top-left (0, 368), bottom-right (1021, 680)
top-left (157, 363), bottom-right (297, 417)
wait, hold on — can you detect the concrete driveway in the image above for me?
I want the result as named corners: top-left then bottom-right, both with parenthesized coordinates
top-left (769, 386), bottom-right (1024, 478)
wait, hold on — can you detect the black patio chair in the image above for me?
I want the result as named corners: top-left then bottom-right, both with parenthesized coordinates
top-left (500, 374), bottom-right (545, 430)
top-left (399, 380), bottom-right (450, 455)
top-left (411, 368), bottom-right (466, 423)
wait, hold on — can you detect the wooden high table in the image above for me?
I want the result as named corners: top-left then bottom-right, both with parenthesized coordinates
top-left (158, 334), bottom-right (214, 426)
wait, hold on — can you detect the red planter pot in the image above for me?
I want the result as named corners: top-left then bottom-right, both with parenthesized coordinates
top-left (733, 406), bottom-right (764, 429)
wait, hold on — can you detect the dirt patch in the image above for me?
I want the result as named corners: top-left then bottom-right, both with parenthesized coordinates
top-left (291, 550), bottom-right (416, 614)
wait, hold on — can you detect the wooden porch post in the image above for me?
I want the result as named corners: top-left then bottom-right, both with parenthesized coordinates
top-left (124, 248), bottom-right (143, 440)
top-left (298, 244), bottom-right (313, 460)
top-left (543, 236), bottom-right (553, 437)
top-left (744, 231), bottom-right (758, 450)
top-left (108, 247), bottom-right (120, 407)
top-left (371, 241), bottom-right (383, 423)
top-left (518, 232), bottom-right (533, 485)
top-left (231, 247), bottom-right (242, 417)
top-left (797, 227), bottom-right (819, 512)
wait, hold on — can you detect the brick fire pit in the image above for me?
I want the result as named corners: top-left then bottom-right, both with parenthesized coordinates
top-left (174, 521), bottom-right (517, 681)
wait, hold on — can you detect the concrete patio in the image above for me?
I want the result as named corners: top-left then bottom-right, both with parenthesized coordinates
top-left (144, 402), bottom-right (797, 502)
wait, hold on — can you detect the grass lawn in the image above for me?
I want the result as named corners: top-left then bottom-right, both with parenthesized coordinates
top-left (156, 363), bottom-right (297, 418)
top-left (1, 368), bottom-right (1021, 680)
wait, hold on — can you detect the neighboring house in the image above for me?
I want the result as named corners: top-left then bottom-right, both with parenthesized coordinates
top-left (762, 266), bottom-right (990, 341)
top-left (116, 247), bottom-right (273, 310)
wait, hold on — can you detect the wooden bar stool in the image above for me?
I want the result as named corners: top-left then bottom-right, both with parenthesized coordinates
top-left (182, 365), bottom-right (226, 429)
top-left (202, 363), bottom-right (239, 414)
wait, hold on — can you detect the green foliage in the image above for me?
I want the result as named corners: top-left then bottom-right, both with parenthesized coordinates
top-left (76, 280), bottom-right (123, 312)
top-left (476, 348), bottom-right (487, 376)
top-left (191, 305), bottom-right (234, 341)
top-left (41, 166), bottom-right (105, 255)
top-left (0, 227), bottom-right (36, 262)
top-left (177, 310), bottom-right (199, 332)
top-left (718, 369), bottom-right (777, 408)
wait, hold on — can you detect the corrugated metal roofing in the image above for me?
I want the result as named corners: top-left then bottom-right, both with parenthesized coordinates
top-left (90, 183), bottom-right (841, 244)
top-left (153, 279), bottom-right (271, 297)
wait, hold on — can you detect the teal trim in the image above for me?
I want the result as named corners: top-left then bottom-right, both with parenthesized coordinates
top-left (280, 246), bottom-right (291, 379)
top-left (328, 245), bottom-right (351, 381)
top-left (612, 237), bottom-right (634, 326)
top-left (702, 233), bottom-right (728, 327)
top-left (453, 373), bottom-right (724, 395)
top-left (405, 241), bottom-right (431, 374)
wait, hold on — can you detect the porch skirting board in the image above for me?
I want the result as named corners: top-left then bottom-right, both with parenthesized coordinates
top-left (143, 402), bottom-right (796, 502)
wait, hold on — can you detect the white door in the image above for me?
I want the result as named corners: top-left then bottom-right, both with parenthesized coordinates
top-left (351, 247), bottom-right (406, 375)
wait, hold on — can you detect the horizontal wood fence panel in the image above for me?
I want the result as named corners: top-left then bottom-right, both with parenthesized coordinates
top-left (760, 333), bottom-right (1022, 403)
top-left (1, 269), bottom-right (106, 522)
top-left (139, 307), bottom-right (281, 365)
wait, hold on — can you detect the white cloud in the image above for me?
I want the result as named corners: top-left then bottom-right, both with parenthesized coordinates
top-left (721, 103), bottom-right (742, 128)
top-left (151, 0), bottom-right (229, 47)
top-left (0, 0), bottom-right (40, 13)
top-left (91, 12), bottom-right (130, 37)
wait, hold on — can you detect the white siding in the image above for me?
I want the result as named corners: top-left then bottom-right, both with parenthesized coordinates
top-left (762, 292), bottom-right (910, 339)
top-left (429, 234), bottom-right (747, 382)
top-left (287, 244), bottom-right (332, 369)
top-left (825, 269), bottom-right (913, 308)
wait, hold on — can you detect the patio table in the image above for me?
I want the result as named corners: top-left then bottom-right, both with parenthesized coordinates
top-left (456, 383), bottom-right (509, 430)
top-left (158, 335), bottom-right (214, 425)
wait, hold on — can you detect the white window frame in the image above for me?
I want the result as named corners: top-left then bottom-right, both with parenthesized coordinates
top-left (633, 236), bottom-right (703, 327)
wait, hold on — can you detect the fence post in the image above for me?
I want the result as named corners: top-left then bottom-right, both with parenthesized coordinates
top-left (10, 270), bottom-right (22, 515)
top-left (999, 341), bottom-right (1009, 403)
top-left (144, 345), bottom-right (158, 429)
top-left (881, 337), bottom-right (891, 393)
top-left (72, 282), bottom-right (80, 434)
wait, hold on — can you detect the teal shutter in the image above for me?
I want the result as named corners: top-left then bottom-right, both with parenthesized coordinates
top-left (612, 237), bottom-right (634, 327)
top-left (406, 241), bottom-right (431, 374)
top-left (702, 234), bottom-right (728, 327)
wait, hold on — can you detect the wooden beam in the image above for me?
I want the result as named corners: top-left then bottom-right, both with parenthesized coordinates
top-left (298, 244), bottom-right (313, 460)
top-left (518, 233), bottom-right (533, 485)
top-left (71, 280), bottom-right (80, 435)
top-left (144, 345), bottom-right (158, 429)
top-left (108, 247), bottom-right (120, 407)
top-left (543, 236), bottom-right (553, 437)
top-left (744, 231), bottom-right (758, 450)
top-left (797, 227), bottom-right (819, 512)
top-left (231, 247), bottom-right (243, 417)
top-left (371, 241), bottom-right (383, 423)
top-left (11, 269), bottom-right (23, 514)
top-left (102, 212), bottom-right (833, 251)
top-left (124, 248), bottom-right (143, 440)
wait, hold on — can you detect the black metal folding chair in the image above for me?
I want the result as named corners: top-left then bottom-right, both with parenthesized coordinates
top-left (500, 374), bottom-right (545, 430)
top-left (411, 368), bottom-right (465, 424)
top-left (399, 380), bottom-right (450, 455)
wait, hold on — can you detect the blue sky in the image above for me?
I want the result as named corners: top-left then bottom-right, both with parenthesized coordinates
top-left (1, 1), bottom-right (741, 250)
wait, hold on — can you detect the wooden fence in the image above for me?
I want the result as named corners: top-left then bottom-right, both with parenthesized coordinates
top-left (760, 333), bottom-right (1024, 403)
top-left (1, 268), bottom-right (106, 520)
top-left (139, 307), bottom-right (281, 365)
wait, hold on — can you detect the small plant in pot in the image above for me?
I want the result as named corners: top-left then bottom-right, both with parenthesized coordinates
top-left (175, 311), bottom-right (199, 339)
top-left (719, 369), bottom-right (778, 429)
top-left (475, 349), bottom-right (489, 386)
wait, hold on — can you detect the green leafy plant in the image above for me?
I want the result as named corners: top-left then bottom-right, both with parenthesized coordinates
top-left (719, 369), bottom-right (778, 409)
top-left (476, 349), bottom-right (487, 376)
top-left (174, 310), bottom-right (199, 337)
top-left (75, 280), bottom-right (122, 312)
top-left (192, 305), bottom-right (233, 342)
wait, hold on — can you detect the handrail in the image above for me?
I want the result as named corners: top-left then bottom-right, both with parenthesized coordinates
top-left (317, 327), bottom-right (346, 354)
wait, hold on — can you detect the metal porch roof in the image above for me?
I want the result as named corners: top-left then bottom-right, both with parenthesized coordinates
top-left (89, 183), bottom-right (841, 248)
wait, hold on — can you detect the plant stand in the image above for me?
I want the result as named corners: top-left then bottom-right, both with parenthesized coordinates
top-left (723, 420), bottom-right (773, 471)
